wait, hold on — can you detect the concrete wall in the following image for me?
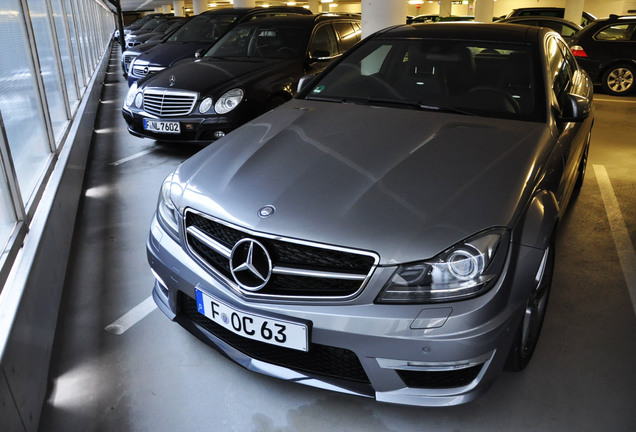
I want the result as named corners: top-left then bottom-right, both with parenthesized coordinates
top-left (0, 42), bottom-right (110, 432)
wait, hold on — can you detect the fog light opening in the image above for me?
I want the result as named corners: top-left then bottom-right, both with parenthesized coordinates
top-left (214, 131), bottom-right (225, 139)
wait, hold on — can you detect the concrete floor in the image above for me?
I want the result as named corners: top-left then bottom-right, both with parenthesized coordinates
top-left (38, 47), bottom-right (636, 432)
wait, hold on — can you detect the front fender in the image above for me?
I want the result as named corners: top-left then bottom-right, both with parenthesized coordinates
top-left (517, 190), bottom-right (559, 249)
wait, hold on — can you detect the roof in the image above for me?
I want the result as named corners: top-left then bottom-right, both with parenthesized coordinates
top-left (382, 22), bottom-right (542, 44)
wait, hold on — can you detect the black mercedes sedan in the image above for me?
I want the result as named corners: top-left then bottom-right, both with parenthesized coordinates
top-left (125, 6), bottom-right (312, 86)
top-left (568, 15), bottom-right (636, 96)
top-left (123, 14), bottom-right (361, 143)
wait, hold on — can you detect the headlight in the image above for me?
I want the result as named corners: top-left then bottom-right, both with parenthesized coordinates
top-left (134, 92), bottom-right (143, 108)
top-left (199, 97), bottom-right (213, 114)
top-left (156, 172), bottom-right (183, 239)
top-left (125, 82), bottom-right (138, 107)
top-left (376, 228), bottom-right (508, 304)
top-left (214, 88), bottom-right (243, 114)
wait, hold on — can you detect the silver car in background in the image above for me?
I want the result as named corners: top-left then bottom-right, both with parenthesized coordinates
top-left (147, 23), bottom-right (594, 406)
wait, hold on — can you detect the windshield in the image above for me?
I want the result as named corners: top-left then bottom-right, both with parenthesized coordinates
top-left (304, 38), bottom-right (545, 122)
top-left (204, 23), bottom-right (308, 59)
top-left (167, 14), bottom-right (238, 43)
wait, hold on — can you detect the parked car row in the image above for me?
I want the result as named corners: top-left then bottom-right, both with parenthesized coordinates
top-left (143, 20), bottom-right (595, 407)
top-left (123, 11), bottom-right (361, 143)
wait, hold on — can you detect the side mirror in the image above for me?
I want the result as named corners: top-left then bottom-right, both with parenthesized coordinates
top-left (297, 75), bottom-right (315, 93)
top-left (310, 50), bottom-right (332, 62)
top-left (194, 48), bottom-right (205, 59)
top-left (559, 93), bottom-right (590, 122)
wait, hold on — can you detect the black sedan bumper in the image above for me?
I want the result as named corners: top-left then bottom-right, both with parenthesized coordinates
top-left (122, 108), bottom-right (241, 143)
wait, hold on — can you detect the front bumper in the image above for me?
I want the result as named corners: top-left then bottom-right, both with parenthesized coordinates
top-left (146, 215), bottom-right (543, 406)
top-left (122, 108), bottom-right (240, 143)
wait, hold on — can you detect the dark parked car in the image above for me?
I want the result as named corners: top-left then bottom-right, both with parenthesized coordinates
top-left (569, 15), bottom-right (636, 95)
top-left (125, 17), bottom-right (187, 48)
top-left (124, 16), bottom-right (175, 48)
top-left (506, 7), bottom-right (596, 26)
top-left (114, 13), bottom-right (171, 40)
top-left (123, 14), bottom-right (362, 143)
top-left (125, 6), bottom-right (312, 85)
top-left (146, 23), bottom-right (593, 406)
top-left (498, 16), bottom-right (582, 37)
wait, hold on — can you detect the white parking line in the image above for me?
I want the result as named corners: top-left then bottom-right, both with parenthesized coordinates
top-left (109, 148), bottom-right (154, 166)
top-left (593, 165), bottom-right (636, 316)
top-left (104, 296), bottom-right (157, 335)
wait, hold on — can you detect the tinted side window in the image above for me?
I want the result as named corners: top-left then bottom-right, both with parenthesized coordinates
top-left (333, 22), bottom-right (360, 52)
top-left (594, 24), bottom-right (636, 41)
top-left (309, 24), bottom-right (339, 57)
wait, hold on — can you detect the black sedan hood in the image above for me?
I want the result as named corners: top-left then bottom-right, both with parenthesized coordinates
top-left (141, 57), bottom-right (299, 95)
top-left (174, 99), bottom-right (551, 263)
top-left (139, 41), bottom-right (214, 67)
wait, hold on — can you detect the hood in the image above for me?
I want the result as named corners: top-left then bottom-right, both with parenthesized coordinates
top-left (138, 41), bottom-right (213, 67)
top-left (175, 99), bottom-right (550, 264)
top-left (142, 57), bottom-right (299, 95)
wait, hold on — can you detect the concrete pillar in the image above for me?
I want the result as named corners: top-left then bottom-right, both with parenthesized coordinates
top-left (162, 4), bottom-right (171, 14)
top-left (193, 0), bottom-right (207, 15)
top-left (474, 0), bottom-right (494, 23)
top-left (173, 1), bottom-right (185, 17)
top-left (154, 7), bottom-right (162, 13)
top-left (564, 0), bottom-right (585, 26)
top-left (361, 0), bottom-right (407, 39)
top-left (439, 0), bottom-right (452, 18)
top-left (234, 0), bottom-right (256, 7)
top-left (308, 0), bottom-right (320, 14)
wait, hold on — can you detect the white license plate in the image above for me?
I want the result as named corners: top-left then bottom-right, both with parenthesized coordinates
top-left (195, 289), bottom-right (309, 352)
top-left (143, 118), bottom-right (180, 134)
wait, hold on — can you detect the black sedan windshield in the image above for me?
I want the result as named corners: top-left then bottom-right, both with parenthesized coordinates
top-left (167, 15), bottom-right (238, 43)
top-left (204, 24), bottom-right (308, 59)
top-left (305, 38), bottom-right (545, 121)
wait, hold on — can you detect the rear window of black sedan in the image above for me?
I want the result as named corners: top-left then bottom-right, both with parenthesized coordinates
top-left (304, 38), bottom-right (546, 122)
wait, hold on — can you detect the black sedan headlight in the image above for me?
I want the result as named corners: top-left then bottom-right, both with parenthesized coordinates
top-left (214, 88), bottom-right (244, 114)
top-left (377, 228), bottom-right (508, 303)
top-left (124, 82), bottom-right (143, 110)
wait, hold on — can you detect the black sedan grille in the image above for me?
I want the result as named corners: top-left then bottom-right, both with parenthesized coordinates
top-left (143, 88), bottom-right (197, 116)
top-left (184, 210), bottom-right (377, 298)
top-left (181, 294), bottom-right (371, 384)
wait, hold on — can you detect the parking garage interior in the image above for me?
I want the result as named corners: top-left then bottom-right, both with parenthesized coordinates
top-left (0, 1), bottom-right (635, 431)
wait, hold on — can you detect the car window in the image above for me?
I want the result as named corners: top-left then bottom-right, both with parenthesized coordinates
top-left (594, 23), bottom-right (636, 41)
top-left (309, 24), bottom-right (339, 57)
top-left (167, 15), bottom-right (238, 43)
top-left (205, 23), bottom-right (307, 59)
top-left (304, 37), bottom-right (544, 122)
top-left (333, 22), bottom-right (361, 52)
top-left (541, 21), bottom-right (578, 37)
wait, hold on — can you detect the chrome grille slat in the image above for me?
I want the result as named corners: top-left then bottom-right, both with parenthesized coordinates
top-left (143, 88), bottom-right (197, 117)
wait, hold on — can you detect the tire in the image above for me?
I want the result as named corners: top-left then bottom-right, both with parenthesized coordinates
top-left (601, 63), bottom-right (635, 96)
top-left (573, 131), bottom-right (591, 194)
top-left (504, 235), bottom-right (555, 372)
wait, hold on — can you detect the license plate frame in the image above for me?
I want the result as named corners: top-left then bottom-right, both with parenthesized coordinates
top-left (194, 289), bottom-right (309, 352)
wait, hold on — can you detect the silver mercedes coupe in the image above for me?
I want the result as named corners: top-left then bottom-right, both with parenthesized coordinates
top-left (146, 23), bottom-right (594, 406)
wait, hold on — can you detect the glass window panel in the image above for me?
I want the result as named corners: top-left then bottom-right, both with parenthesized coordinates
top-left (63, 0), bottom-right (86, 89)
top-left (27, 0), bottom-right (69, 142)
top-left (51, 0), bottom-right (79, 111)
top-left (0, 1), bottom-right (51, 203)
top-left (0, 157), bottom-right (17, 251)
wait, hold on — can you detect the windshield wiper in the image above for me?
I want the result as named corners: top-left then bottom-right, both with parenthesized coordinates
top-left (305, 95), bottom-right (476, 116)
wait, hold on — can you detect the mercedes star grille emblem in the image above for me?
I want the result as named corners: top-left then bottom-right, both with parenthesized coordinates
top-left (169, 75), bottom-right (176, 86)
top-left (143, 66), bottom-right (149, 75)
top-left (229, 238), bottom-right (272, 291)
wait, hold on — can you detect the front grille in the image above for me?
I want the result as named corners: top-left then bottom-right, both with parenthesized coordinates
top-left (181, 294), bottom-right (370, 383)
top-left (185, 211), bottom-right (377, 298)
top-left (131, 64), bottom-right (165, 78)
top-left (396, 365), bottom-right (483, 389)
top-left (143, 88), bottom-right (197, 117)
